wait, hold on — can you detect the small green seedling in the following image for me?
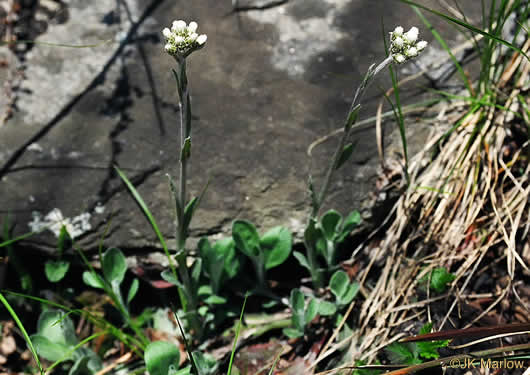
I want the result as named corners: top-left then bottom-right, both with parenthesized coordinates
top-left (294, 210), bottom-right (361, 288)
top-left (283, 289), bottom-right (318, 339)
top-left (197, 237), bottom-right (241, 296)
top-left (45, 226), bottom-right (72, 283)
top-left (317, 210), bottom-right (361, 268)
top-left (82, 247), bottom-right (139, 320)
top-left (385, 323), bottom-right (450, 365)
top-left (31, 310), bottom-right (102, 375)
top-left (330, 270), bottom-right (360, 307)
top-left (419, 267), bottom-right (456, 293)
top-left (232, 220), bottom-right (292, 291)
top-left (145, 340), bottom-right (193, 375)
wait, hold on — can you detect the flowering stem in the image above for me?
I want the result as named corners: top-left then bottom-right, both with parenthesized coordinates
top-left (178, 57), bottom-right (189, 250)
top-left (173, 57), bottom-right (203, 340)
top-left (311, 56), bottom-right (393, 220)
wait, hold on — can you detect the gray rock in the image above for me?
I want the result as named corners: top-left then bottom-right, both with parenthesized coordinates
top-left (0, 0), bottom-right (485, 259)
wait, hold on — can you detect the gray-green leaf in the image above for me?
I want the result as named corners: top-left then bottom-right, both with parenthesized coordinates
top-left (45, 260), bottom-right (70, 283)
top-left (144, 341), bottom-right (180, 375)
top-left (232, 220), bottom-right (261, 258)
top-left (335, 143), bottom-right (354, 170)
top-left (127, 278), bottom-right (139, 304)
top-left (102, 248), bottom-right (127, 286)
top-left (261, 226), bottom-right (292, 270)
top-left (320, 210), bottom-right (342, 241)
top-left (82, 271), bottom-right (105, 289)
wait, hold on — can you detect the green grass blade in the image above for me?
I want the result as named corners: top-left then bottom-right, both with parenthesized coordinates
top-left (46, 330), bottom-right (108, 373)
top-left (0, 230), bottom-right (36, 248)
top-left (398, 0), bottom-right (530, 61)
top-left (267, 348), bottom-right (284, 375)
top-left (0, 292), bottom-right (44, 374)
top-left (172, 308), bottom-right (199, 375)
top-left (114, 166), bottom-right (177, 278)
top-left (227, 294), bottom-right (248, 375)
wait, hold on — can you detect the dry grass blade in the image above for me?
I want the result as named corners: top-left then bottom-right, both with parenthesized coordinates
top-left (343, 29), bottom-right (530, 367)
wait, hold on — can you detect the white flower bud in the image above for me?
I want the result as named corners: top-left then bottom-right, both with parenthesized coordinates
top-left (406, 47), bottom-right (418, 57)
top-left (172, 20), bottom-right (187, 32)
top-left (162, 28), bottom-right (172, 39)
top-left (416, 40), bottom-right (428, 51)
top-left (188, 21), bottom-right (198, 33)
top-left (189, 32), bottom-right (198, 42)
top-left (393, 53), bottom-right (406, 64)
top-left (393, 36), bottom-right (404, 47)
top-left (164, 43), bottom-right (173, 52)
top-left (197, 34), bottom-right (207, 45)
top-left (175, 35), bottom-right (184, 44)
top-left (404, 27), bottom-right (419, 43)
top-left (393, 26), bottom-right (404, 36)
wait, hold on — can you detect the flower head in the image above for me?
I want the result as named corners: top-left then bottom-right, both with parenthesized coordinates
top-left (163, 20), bottom-right (207, 59)
top-left (390, 26), bottom-right (427, 64)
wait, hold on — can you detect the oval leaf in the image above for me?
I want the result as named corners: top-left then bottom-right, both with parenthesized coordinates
top-left (330, 270), bottom-right (350, 300)
top-left (31, 334), bottom-right (71, 362)
top-left (317, 300), bottom-right (337, 316)
top-left (102, 248), bottom-right (127, 285)
top-left (45, 260), bottom-right (70, 283)
top-left (261, 226), bottom-right (292, 270)
top-left (82, 271), bottom-right (105, 289)
top-left (36, 310), bottom-right (78, 348)
top-left (320, 210), bottom-right (342, 240)
top-left (145, 341), bottom-right (180, 375)
top-left (232, 220), bottom-right (261, 258)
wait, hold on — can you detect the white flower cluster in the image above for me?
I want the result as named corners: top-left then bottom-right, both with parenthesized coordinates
top-left (390, 26), bottom-right (428, 64)
top-left (162, 20), bottom-right (207, 59)
top-left (28, 208), bottom-right (91, 239)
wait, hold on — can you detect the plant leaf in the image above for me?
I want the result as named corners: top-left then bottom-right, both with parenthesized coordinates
top-left (82, 271), bottom-right (105, 289)
top-left (330, 270), bottom-right (359, 305)
top-left (192, 351), bottom-right (218, 375)
top-left (145, 341), bottom-right (180, 375)
top-left (127, 278), bottom-right (139, 305)
top-left (290, 289), bottom-right (306, 331)
top-left (161, 270), bottom-right (183, 289)
top-left (335, 143), bottom-right (354, 170)
top-left (283, 328), bottom-right (303, 339)
top-left (45, 260), bottom-right (70, 283)
top-left (30, 334), bottom-right (71, 362)
top-left (293, 251), bottom-right (311, 271)
top-left (232, 220), bottom-right (261, 258)
top-left (304, 298), bottom-right (318, 324)
top-left (198, 238), bottom-right (225, 294)
top-left (182, 197), bottom-right (199, 235)
top-left (320, 210), bottom-right (342, 241)
top-left (422, 267), bottom-right (456, 293)
top-left (344, 104), bottom-right (361, 132)
top-left (36, 310), bottom-right (77, 348)
top-left (191, 259), bottom-right (202, 289)
top-left (102, 248), bottom-right (127, 286)
top-left (180, 136), bottom-right (191, 161)
top-left (385, 342), bottom-right (421, 365)
top-left (317, 300), bottom-right (337, 316)
top-left (261, 226), bottom-right (292, 270)
top-left (337, 210), bottom-right (361, 243)
top-left (216, 238), bottom-right (241, 280)
top-left (57, 226), bottom-right (72, 257)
